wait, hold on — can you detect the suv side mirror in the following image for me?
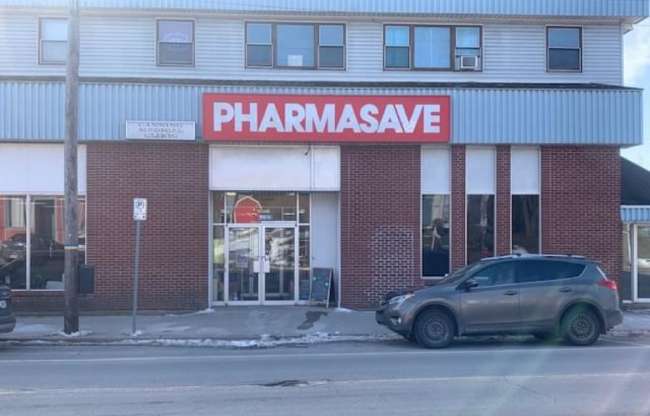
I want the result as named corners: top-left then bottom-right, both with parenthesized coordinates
top-left (462, 278), bottom-right (479, 291)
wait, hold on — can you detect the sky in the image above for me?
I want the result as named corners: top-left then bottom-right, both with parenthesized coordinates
top-left (621, 22), bottom-right (650, 169)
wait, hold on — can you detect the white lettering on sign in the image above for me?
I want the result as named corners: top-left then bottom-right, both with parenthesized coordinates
top-left (203, 94), bottom-right (451, 143)
top-left (133, 198), bottom-right (147, 221)
top-left (126, 121), bottom-right (195, 141)
top-left (211, 102), bottom-right (442, 135)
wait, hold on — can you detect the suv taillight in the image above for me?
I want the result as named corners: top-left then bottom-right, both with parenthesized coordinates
top-left (598, 278), bottom-right (618, 291)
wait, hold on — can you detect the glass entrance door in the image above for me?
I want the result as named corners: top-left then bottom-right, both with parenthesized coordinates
top-left (637, 225), bottom-right (650, 301)
top-left (263, 227), bottom-right (296, 302)
top-left (227, 227), bottom-right (260, 303)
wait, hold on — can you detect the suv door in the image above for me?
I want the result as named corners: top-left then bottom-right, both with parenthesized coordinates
top-left (516, 260), bottom-right (587, 331)
top-left (460, 261), bottom-right (520, 334)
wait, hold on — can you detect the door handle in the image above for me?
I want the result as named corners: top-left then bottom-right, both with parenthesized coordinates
top-left (559, 287), bottom-right (573, 293)
top-left (503, 290), bottom-right (518, 296)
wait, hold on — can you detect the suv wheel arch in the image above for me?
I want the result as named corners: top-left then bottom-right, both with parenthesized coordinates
top-left (410, 304), bottom-right (460, 337)
top-left (558, 301), bottom-right (606, 335)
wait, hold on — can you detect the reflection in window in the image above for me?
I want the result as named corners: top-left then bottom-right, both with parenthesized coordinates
top-left (547, 27), bottom-right (581, 71)
top-left (40, 18), bottom-right (68, 64)
top-left (422, 195), bottom-right (450, 277)
top-left (276, 24), bottom-right (315, 67)
top-left (0, 197), bottom-right (27, 289)
top-left (413, 26), bottom-right (451, 69)
top-left (299, 226), bottom-right (310, 300)
top-left (221, 191), bottom-right (301, 223)
top-left (246, 23), bottom-right (272, 67)
top-left (213, 226), bottom-right (225, 301)
top-left (638, 226), bottom-right (650, 299)
top-left (30, 197), bottom-right (66, 290)
top-left (157, 20), bottom-right (194, 66)
top-left (512, 195), bottom-right (540, 254)
top-left (385, 25), bottom-right (410, 68)
top-left (467, 195), bottom-right (494, 264)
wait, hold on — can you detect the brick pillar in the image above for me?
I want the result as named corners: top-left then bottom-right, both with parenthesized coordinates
top-left (340, 145), bottom-right (420, 309)
top-left (86, 142), bottom-right (209, 311)
top-left (450, 145), bottom-right (466, 270)
top-left (541, 146), bottom-right (621, 279)
top-left (496, 145), bottom-right (511, 256)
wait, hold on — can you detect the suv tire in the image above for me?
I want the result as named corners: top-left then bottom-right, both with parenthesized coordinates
top-left (414, 309), bottom-right (455, 349)
top-left (561, 306), bottom-right (601, 346)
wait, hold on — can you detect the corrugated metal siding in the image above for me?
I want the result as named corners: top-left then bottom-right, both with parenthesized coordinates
top-left (621, 207), bottom-right (650, 223)
top-left (0, 0), bottom-right (647, 18)
top-left (0, 81), bottom-right (642, 145)
top-left (0, 13), bottom-right (625, 86)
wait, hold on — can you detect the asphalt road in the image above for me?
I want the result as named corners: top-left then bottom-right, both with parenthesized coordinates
top-left (1, 336), bottom-right (650, 416)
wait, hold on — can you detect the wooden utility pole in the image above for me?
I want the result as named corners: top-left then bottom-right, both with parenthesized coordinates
top-left (63, 0), bottom-right (80, 334)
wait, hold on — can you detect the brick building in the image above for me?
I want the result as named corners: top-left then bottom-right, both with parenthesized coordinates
top-left (0, 0), bottom-right (646, 311)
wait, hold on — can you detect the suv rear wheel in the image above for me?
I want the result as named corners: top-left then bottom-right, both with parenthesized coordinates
top-left (561, 306), bottom-right (601, 346)
top-left (414, 309), bottom-right (455, 349)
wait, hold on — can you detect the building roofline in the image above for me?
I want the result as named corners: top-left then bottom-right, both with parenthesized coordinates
top-left (0, 76), bottom-right (642, 92)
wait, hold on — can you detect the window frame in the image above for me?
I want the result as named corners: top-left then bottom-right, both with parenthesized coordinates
top-left (546, 25), bottom-right (582, 73)
top-left (156, 18), bottom-right (196, 67)
top-left (1, 193), bottom-right (87, 291)
top-left (245, 21), bottom-right (346, 71)
top-left (38, 17), bottom-right (68, 66)
top-left (468, 261), bottom-right (517, 288)
top-left (421, 194), bottom-right (451, 279)
top-left (383, 24), bottom-right (482, 72)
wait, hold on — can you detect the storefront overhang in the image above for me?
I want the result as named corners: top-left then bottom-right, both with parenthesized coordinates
top-left (3, 0), bottom-right (648, 22)
top-left (0, 80), bottom-right (642, 146)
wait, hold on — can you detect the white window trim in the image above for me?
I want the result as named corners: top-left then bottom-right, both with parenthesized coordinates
top-left (155, 17), bottom-right (196, 67)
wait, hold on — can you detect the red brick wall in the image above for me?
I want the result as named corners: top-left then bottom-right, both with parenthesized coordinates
top-left (82, 142), bottom-right (209, 311)
top-left (340, 145), bottom-right (421, 309)
top-left (496, 145), bottom-right (511, 256)
top-left (541, 146), bottom-right (621, 279)
top-left (451, 145), bottom-right (466, 270)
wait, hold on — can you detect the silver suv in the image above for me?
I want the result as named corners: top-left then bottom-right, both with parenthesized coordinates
top-left (376, 255), bottom-right (623, 348)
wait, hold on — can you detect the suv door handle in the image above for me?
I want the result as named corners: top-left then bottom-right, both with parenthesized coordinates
top-left (503, 290), bottom-right (518, 296)
top-left (559, 287), bottom-right (573, 293)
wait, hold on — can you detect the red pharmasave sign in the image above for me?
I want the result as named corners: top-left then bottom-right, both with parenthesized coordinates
top-left (202, 94), bottom-right (450, 143)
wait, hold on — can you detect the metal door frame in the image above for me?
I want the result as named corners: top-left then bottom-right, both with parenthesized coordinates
top-left (223, 222), bottom-right (298, 305)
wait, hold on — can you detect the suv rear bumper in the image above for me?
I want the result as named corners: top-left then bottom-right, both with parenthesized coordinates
top-left (605, 309), bottom-right (623, 331)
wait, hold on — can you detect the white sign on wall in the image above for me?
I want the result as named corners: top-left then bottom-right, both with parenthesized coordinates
top-left (126, 121), bottom-right (195, 141)
top-left (133, 198), bottom-right (148, 221)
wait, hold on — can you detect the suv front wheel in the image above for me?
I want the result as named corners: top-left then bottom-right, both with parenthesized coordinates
top-left (561, 306), bottom-right (601, 346)
top-left (414, 309), bottom-right (455, 349)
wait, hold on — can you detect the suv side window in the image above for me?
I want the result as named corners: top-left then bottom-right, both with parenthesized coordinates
top-left (470, 262), bottom-right (516, 287)
top-left (516, 260), bottom-right (586, 283)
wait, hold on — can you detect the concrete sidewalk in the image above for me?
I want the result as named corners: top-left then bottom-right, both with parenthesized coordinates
top-left (3, 307), bottom-right (650, 347)
top-left (3, 307), bottom-right (397, 346)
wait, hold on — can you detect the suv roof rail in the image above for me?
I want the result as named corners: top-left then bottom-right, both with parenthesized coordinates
top-left (478, 253), bottom-right (587, 262)
top-left (540, 253), bottom-right (586, 260)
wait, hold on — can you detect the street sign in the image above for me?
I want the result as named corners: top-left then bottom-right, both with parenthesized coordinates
top-left (126, 121), bottom-right (196, 141)
top-left (133, 198), bottom-right (147, 221)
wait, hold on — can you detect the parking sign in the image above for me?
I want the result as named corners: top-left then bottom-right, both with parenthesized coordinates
top-left (133, 198), bottom-right (147, 221)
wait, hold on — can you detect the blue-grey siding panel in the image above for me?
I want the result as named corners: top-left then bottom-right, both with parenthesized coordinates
top-left (1, 0), bottom-right (648, 18)
top-left (622, 207), bottom-right (650, 223)
top-left (0, 81), bottom-right (643, 145)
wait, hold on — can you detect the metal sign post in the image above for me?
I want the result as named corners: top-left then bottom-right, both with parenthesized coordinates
top-left (132, 198), bottom-right (147, 335)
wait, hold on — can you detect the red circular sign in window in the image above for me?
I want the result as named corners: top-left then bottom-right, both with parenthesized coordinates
top-left (233, 196), bottom-right (262, 224)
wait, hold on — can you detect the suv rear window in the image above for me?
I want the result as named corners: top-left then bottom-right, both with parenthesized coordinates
top-left (516, 260), bottom-right (585, 283)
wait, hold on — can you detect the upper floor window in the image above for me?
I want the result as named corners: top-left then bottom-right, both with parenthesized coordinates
top-left (385, 25), bottom-right (481, 71)
top-left (246, 22), bottom-right (345, 69)
top-left (39, 18), bottom-right (67, 65)
top-left (547, 26), bottom-right (581, 72)
top-left (157, 19), bottom-right (194, 66)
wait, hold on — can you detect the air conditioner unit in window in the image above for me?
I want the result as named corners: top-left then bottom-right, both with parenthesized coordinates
top-left (459, 55), bottom-right (480, 71)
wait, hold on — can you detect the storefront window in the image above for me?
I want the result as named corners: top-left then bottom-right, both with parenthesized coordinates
top-left (621, 224), bottom-right (633, 301)
top-left (638, 225), bottom-right (650, 299)
top-left (30, 197), bottom-right (66, 290)
top-left (213, 225), bottom-right (225, 302)
top-left (422, 195), bottom-right (450, 277)
top-left (467, 195), bottom-right (495, 264)
top-left (0, 197), bottom-right (27, 289)
top-left (512, 195), bottom-right (540, 254)
top-left (224, 191), bottom-right (298, 223)
top-left (299, 226), bottom-right (310, 300)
